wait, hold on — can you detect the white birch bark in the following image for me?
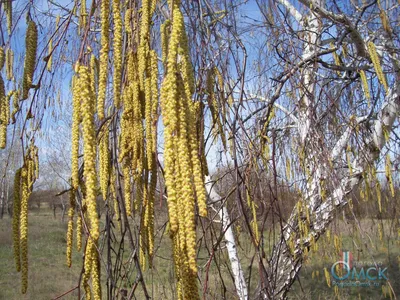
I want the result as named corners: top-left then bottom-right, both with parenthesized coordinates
top-left (265, 0), bottom-right (400, 298)
top-left (205, 176), bottom-right (248, 300)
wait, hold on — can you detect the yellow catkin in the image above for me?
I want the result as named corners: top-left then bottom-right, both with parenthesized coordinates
top-left (10, 90), bottom-right (18, 123)
top-left (112, 0), bottom-right (122, 107)
top-left (359, 70), bottom-right (370, 101)
top-left (99, 127), bottom-right (110, 199)
top-left (378, 223), bottom-right (384, 241)
top-left (80, 0), bottom-right (87, 30)
top-left (160, 3), bottom-right (205, 297)
top-left (82, 239), bottom-right (94, 300)
top-left (20, 167), bottom-right (29, 294)
top-left (5, 0), bottom-right (12, 34)
top-left (78, 64), bottom-right (100, 298)
top-left (71, 72), bottom-right (81, 189)
top-left (12, 168), bottom-right (22, 272)
top-left (138, 0), bottom-right (151, 89)
top-left (90, 55), bottom-right (97, 97)
top-left (367, 41), bottom-right (388, 93)
top-left (286, 158), bottom-right (291, 179)
top-left (146, 50), bottom-right (159, 263)
top-left (206, 69), bottom-right (226, 149)
top-left (6, 48), bottom-right (14, 80)
top-left (19, 146), bottom-right (38, 294)
top-left (160, 20), bottom-right (171, 65)
top-left (0, 75), bottom-right (7, 148)
top-left (324, 267), bottom-right (331, 287)
top-left (98, 0), bottom-right (110, 119)
top-left (91, 248), bottom-right (101, 300)
top-left (0, 47), bottom-right (5, 69)
top-left (125, 8), bottom-right (132, 34)
top-left (377, 1), bottom-right (391, 35)
top-left (330, 43), bottom-right (341, 74)
top-left (76, 214), bottom-right (82, 251)
top-left (48, 36), bottom-right (53, 72)
top-left (346, 144), bottom-right (353, 176)
top-left (79, 65), bottom-right (99, 240)
top-left (66, 188), bottom-right (75, 267)
top-left (123, 163), bottom-right (132, 216)
top-left (376, 181), bottom-right (382, 212)
top-left (385, 154), bottom-right (395, 197)
top-left (22, 20), bottom-right (38, 100)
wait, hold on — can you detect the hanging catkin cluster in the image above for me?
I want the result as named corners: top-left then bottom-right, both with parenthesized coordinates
top-left (112, 0), bottom-right (122, 108)
top-left (367, 41), bottom-right (388, 93)
top-left (119, 0), bottom-right (159, 269)
top-left (22, 20), bottom-right (38, 100)
top-left (12, 144), bottom-right (39, 294)
top-left (0, 52), bottom-right (8, 148)
top-left (97, 0), bottom-right (110, 119)
top-left (71, 70), bottom-right (80, 189)
top-left (70, 64), bottom-right (101, 299)
top-left (160, 1), bottom-right (207, 298)
top-left (66, 187), bottom-right (76, 267)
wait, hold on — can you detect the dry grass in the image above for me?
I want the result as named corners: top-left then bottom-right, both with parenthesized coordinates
top-left (1, 210), bottom-right (399, 299)
top-left (0, 210), bottom-right (81, 300)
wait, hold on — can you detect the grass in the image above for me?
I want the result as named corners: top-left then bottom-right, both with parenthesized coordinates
top-left (1, 210), bottom-right (399, 299)
top-left (0, 210), bottom-right (81, 300)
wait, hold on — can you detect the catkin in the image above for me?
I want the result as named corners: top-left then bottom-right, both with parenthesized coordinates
top-left (12, 168), bottom-right (22, 272)
top-left (0, 47), bottom-right (5, 69)
top-left (48, 36), bottom-right (53, 72)
top-left (76, 214), bottom-right (82, 251)
top-left (78, 64), bottom-right (101, 299)
top-left (71, 73), bottom-right (81, 189)
top-left (122, 163), bottom-right (132, 216)
top-left (359, 70), bottom-right (370, 100)
top-left (367, 41), bottom-right (388, 93)
top-left (20, 167), bottom-right (29, 294)
top-left (82, 239), bottom-right (94, 300)
top-left (385, 154), bottom-right (394, 197)
top-left (98, 0), bottom-right (110, 119)
top-left (99, 127), bottom-right (110, 199)
top-left (160, 2), bottom-right (207, 297)
top-left (19, 145), bottom-right (38, 294)
top-left (161, 20), bottom-right (171, 64)
top-left (5, 0), bottom-right (12, 34)
top-left (0, 76), bottom-right (7, 148)
top-left (112, 0), bottom-right (122, 108)
top-left (138, 0), bottom-right (151, 89)
top-left (22, 20), bottom-right (38, 100)
top-left (6, 48), bottom-right (14, 80)
top-left (79, 65), bottom-right (99, 240)
top-left (66, 188), bottom-right (75, 267)
top-left (91, 248), bottom-right (101, 300)
top-left (80, 0), bottom-right (87, 30)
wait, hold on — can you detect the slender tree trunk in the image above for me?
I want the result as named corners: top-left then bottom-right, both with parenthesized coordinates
top-left (205, 176), bottom-right (249, 300)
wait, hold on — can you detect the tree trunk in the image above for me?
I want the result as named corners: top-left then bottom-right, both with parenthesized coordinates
top-left (205, 176), bottom-right (249, 300)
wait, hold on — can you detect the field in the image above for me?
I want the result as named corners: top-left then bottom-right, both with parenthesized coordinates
top-left (0, 210), bottom-right (399, 299)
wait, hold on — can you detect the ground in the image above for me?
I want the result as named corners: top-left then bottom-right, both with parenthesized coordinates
top-left (0, 210), bottom-right (399, 299)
